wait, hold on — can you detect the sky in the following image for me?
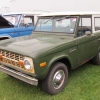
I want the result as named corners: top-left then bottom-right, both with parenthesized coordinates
top-left (0, 0), bottom-right (10, 7)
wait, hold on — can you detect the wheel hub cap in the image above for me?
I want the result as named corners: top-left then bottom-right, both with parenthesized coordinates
top-left (53, 70), bottom-right (65, 89)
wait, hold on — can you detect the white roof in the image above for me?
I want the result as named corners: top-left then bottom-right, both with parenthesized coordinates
top-left (39, 12), bottom-right (100, 17)
top-left (3, 11), bottom-right (45, 16)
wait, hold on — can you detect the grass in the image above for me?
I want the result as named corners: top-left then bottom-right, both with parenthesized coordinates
top-left (0, 62), bottom-right (100, 100)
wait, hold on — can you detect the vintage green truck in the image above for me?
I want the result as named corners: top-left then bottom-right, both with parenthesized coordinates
top-left (0, 12), bottom-right (100, 95)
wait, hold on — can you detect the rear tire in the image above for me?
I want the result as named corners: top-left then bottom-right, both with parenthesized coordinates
top-left (92, 51), bottom-right (100, 65)
top-left (42, 62), bottom-right (68, 95)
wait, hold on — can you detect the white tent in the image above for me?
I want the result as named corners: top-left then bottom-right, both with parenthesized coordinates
top-left (10, 0), bottom-right (100, 12)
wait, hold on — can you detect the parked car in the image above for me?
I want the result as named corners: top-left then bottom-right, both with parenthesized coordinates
top-left (0, 12), bottom-right (41, 40)
top-left (0, 12), bottom-right (100, 95)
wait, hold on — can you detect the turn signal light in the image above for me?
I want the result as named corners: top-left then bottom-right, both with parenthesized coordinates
top-left (0, 54), bottom-right (2, 59)
top-left (18, 61), bottom-right (24, 66)
top-left (40, 62), bottom-right (46, 67)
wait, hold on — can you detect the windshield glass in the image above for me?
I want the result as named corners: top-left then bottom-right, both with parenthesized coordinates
top-left (35, 16), bottom-right (77, 34)
top-left (3, 15), bottom-right (20, 26)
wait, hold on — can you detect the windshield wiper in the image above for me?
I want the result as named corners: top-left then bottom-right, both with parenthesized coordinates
top-left (44, 16), bottom-right (55, 24)
top-left (56, 16), bottom-right (70, 21)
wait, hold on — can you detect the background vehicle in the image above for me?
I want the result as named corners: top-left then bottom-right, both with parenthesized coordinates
top-left (0, 12), bottom-right (41, 40)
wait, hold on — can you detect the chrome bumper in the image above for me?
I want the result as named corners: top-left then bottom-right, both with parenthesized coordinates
top-left (0, 65), bottom-right (38, 86)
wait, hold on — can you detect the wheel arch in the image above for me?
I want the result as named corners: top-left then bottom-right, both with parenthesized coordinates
top-left (48, 56), bottom-right (72, 71)
top-left (0, 35), bottom-right (11, 40)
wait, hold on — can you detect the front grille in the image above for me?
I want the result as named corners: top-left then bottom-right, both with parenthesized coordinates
top-left (0, 50), bottom-right (25, 68)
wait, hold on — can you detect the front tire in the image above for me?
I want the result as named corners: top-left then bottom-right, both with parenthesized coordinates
top-left (42, 62), bottom-right (68, 95)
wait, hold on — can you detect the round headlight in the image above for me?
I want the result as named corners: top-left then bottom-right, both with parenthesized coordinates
top-left (24, 60), bottom-right (31, 70)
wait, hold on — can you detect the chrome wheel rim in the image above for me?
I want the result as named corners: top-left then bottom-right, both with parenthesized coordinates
top-left (53, 70), bottom-right (65, 89)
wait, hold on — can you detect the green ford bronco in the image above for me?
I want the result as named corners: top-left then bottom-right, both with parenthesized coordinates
top-left (0, 12), bottom-right (100, 95)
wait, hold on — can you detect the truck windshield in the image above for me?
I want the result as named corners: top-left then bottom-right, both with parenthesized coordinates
top-left (35, 16), bottom-right (77, 34)
top-left (3, 15), bottom-right (20, 26)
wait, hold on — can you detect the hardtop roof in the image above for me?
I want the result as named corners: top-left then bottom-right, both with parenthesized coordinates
top-left (3, 12), bottom-right (44, 16)
top-left (39, 12), bottom-right (100, 17)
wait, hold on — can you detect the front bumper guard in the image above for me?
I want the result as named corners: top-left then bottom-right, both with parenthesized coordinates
top-left (0, 65), bottom-right (38, 86)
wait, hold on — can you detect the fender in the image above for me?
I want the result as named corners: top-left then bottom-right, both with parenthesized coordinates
top-left (38, 54), bottom-right (73, 79)
top-left (36, 54), bottom-right (72, 79)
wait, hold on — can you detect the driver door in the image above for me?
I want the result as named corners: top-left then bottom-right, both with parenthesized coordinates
top-left (76, 16), bottom-right (97, 64)
top-left (16, 16), bottom-right (34, 37)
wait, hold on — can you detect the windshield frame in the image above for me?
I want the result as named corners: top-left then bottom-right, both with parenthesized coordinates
top-left (3, 14), bottom-right (22, 27)
top-left (34, 16), bottom-right (78, 36)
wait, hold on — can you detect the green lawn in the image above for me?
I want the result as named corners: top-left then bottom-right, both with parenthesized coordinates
top-left (0, 63), bottom-right (100, 100)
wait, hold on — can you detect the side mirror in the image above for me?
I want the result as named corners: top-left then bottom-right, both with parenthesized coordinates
top-left (14, 25), bottom-right (17, 28)
top-left (85, 31), bottom-right (91, 35)
top-left (20, 23), bottom-right (29, 27)
top-left (24, 23), bottom-right (29, 27)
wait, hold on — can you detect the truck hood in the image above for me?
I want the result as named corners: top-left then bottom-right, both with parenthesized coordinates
top-left (0, 33), bottom-right (73, 57)
top-left (0, 15), bottom-right (14, 28)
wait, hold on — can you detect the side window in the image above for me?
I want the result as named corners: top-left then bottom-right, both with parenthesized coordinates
top-left (94, 18), bottom-right (100, 31)
top-left (77, 17), bottom-right (91, 37)
top-left (19, 16), bottom-right (33, 27)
